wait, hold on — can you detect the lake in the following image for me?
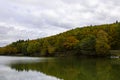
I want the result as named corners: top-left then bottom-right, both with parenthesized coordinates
top-left (0, 56), bottom-right (120, 80)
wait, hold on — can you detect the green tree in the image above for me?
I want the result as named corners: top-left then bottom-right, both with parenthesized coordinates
top-left (76, 35), bottom-right (96, 55)
top-left (21, 42), bottom-right (28, 55)
top-left (95, 30), bottom-right (110, 56)
top-left (79, 35), bottom-right (96, 50)
top-left (3, 46), bottom-right (17, 55)
top-left (116, 23), bottom-right (120, 49)
top-left (55, 35), bottom-right (66, 52)
top-left (27, 41), bottom-right (40, 56)
top-left (40, 39), bottom-right (50, 56)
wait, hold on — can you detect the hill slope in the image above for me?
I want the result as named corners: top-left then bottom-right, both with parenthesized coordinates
top-left (0, 22), bottom-right (120, 57)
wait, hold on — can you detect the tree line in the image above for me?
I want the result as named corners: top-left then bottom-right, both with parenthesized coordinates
top-left (0, 22), bottom-right (120, 57)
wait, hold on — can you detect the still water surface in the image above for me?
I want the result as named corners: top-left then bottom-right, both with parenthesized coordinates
top-left (0, 56), bottom-right (120, 80)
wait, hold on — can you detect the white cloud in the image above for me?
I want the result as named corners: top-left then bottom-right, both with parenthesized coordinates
top-left (0, 0), bottom-right (120, 46)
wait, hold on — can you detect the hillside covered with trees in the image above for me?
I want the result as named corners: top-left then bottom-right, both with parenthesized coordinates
top-left (0, 22), bottom-right (120, 57)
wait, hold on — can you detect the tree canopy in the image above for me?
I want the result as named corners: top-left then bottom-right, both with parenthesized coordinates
top-left (0, 22), bottom-right (120, 57)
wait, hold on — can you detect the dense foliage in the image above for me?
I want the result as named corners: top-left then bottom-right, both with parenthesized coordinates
top-left (0, 22), bottom-right (120, 56)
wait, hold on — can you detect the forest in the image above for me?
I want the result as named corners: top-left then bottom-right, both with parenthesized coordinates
top-left (0, 21), bottom-right (120, 57)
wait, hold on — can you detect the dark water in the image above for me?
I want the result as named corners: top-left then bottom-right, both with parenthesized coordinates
top-left (0, 56), bottom-right (120, 80)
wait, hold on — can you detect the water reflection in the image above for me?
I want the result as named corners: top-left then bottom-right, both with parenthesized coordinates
top-left (0, 56), bottom-right (60, 80)
top-left (0, 66), bottom-right (60, 80)
top-left (11, 57), bottom-right (120, 80)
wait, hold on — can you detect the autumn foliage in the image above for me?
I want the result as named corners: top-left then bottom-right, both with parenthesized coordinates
top-left (0, 22), bottom-right (120, 56)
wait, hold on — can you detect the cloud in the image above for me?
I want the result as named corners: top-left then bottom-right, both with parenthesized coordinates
top-left (0, 0), bottom-right (120, 46)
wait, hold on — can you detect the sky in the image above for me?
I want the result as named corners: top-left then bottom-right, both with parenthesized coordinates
top-left (0, 0), bottom-right (120, 47)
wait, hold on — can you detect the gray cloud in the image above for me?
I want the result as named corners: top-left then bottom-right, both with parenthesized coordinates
top-left (0, 0), bottom-right (120, 46)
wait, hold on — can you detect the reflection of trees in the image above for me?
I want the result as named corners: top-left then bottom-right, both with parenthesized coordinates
top-left (110, 59), bottom-right (120, 80)
top-left (96, 59), bottom-right (111, 80)
top-left (10, 58), bottom-right (120, 80)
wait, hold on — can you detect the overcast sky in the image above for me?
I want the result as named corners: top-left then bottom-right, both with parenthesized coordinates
top-left (0, 0), bottom-right (120, 47)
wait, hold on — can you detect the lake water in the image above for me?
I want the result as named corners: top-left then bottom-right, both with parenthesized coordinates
top-left (0, 56), bottom-right (120, 80)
